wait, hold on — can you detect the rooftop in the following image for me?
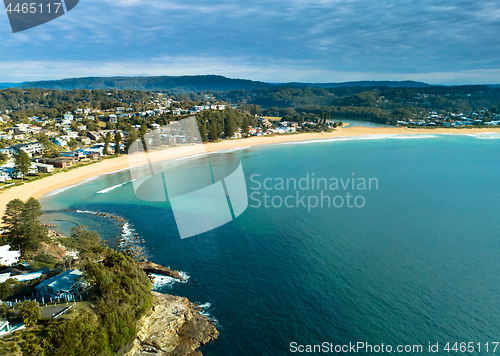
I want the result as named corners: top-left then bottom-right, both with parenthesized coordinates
top-left (36, 269), bottom-right (83, 294)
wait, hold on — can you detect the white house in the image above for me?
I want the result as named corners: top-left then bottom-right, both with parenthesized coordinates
top-left (108, 114), bottom-right (118, 123)
top-left (0, 245), bottom-right (20, 266)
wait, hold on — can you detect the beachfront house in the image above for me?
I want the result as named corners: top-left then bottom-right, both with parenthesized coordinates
top-left (33, 162), bottom-right (54, 173)
top-left (35, 269), bottom-right (84, 299)
top-left (0, 163), bottom-right (38, 178)
top-left (0, 245), bottom-right (21, 266)
top-left (39, 157), bottom-right (74, 169)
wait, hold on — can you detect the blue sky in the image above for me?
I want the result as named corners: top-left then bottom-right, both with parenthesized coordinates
top-left (1, 0), bottom-right (500, 84)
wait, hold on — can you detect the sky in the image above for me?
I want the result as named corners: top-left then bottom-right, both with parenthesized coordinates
top-left (1, 0), bottom-right (500, 85)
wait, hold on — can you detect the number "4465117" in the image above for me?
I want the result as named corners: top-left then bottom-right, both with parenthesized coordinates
top-left (5, 2), bottom-right (62, 14)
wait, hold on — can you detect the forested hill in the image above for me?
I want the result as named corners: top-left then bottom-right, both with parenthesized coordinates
top-left (278, 80), bottom-right (432, 88)
top-left (18, 75), bottom-right (275, 92)
top-left (18, 75), bottom-right (434, 92)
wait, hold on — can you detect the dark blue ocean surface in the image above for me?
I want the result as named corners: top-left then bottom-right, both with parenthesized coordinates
top-left (41, 134), bottom-right (500, 355)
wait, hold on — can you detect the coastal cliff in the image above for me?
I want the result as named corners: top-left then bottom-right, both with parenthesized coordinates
top-left (126, 291), bottom-right (218, 356)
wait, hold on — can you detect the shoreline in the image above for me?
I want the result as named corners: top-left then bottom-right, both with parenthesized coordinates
top-left (1, 125), bottom-right (499, 216)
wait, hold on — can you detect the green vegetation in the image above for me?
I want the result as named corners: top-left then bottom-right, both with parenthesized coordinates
top-left (0, 198), bottom-right (153, 356)
top-left (18, 300), bottom-right (41, 327)
top-left (14, 151), bottom-right (32, 181)
top-left (17, 75), bottom-right (273, 92)
top-left (24, 231), bottom-right (152, 356)
top-left (1, 198), bottom-right (48, 255)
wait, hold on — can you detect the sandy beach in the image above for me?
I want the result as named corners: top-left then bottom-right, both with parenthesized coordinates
top-left (0, 125), bottom-right (499, 217)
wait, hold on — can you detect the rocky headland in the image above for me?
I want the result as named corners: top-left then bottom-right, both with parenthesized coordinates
top-left (125, 291), bottom-right (218, 356)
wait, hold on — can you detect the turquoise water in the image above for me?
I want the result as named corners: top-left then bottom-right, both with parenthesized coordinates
top-left (41, 133), bottom-right (500, 355)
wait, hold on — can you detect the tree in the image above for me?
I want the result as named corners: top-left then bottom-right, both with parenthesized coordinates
top-left (242, 116), bottom-right (250, 137)
top-left (151, 130), bottom-right (162, 149)
top-left (19, 300), bottom-right (41, 327)
top-left (3, 198), bottom-right (47, 255)
top-left (0, 152), bottom-right (9, 165)
top-left (19, 198), bottom-right (47, 253)
top-left (67, 227), bottom-right (105, 262)
top-left (2, 199), bottom-right (25, 245)
top-left (68, 138), bottom-right (78, 150)
top-left (114, 131), bottom-right (122, 155)
top-left (224, 115), bottom-right (236, 139)
top-left (103, 132), bottom-right (111, 155)
top-left (208, 120), bottom-right (220, 141)
top-left (198, 121), bottom-right (208, 143)
top-left (14, 150), bottom-right (31, 180)
top-left (38, 134), bottom-right (60, 158)
top-left (125, 129), bottom-right (138, 154)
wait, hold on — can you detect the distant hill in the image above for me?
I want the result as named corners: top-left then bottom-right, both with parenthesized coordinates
top-left (18, 75), bottom-right (275, 92)
top-left (279, 80), bottom-right (433, 88)
top-left (0, 83), bottom-right (21, 89)
top-left (16, 75), bottom-right (437, 92)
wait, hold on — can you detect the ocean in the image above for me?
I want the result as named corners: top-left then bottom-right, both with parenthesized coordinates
top-left (40, 132), bottom-right (500, 355)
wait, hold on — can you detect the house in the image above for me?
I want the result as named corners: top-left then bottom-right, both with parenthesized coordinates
top-left (0, 171), bottom-right (11, 182)
top-left (33, 162), bottom-right (54, 173)
top-left (35, 269), bottom-right (84, 299)
top-left (0, 270), bottom-right (43, 283)
top-left (0, 163), bottom-right (38, 178)
top-left (0, 245), bottom-right (20, 266)
top-left (77, 136), bottom-right (91, 145)
top-left (61, 150), bottom-right (86, 160)
top-left (85, 152), bottom-right (100, 160)
top-left (108, 114), bottom-right (118, 123)
top-left (53, 137), bottom-right (68, 147)
top-left (39, 158), bottom-right (74, 169)
top-left (87, 131), bottom-right (103, 141)
top-left (11, 142), bottom-right (44, 157)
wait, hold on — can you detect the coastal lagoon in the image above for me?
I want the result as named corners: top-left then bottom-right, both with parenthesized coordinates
top-left (41, 134), bottom-right (500, 355)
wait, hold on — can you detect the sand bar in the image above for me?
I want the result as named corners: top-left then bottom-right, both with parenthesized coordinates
top-left (0, 125), bottom-right (499, 217)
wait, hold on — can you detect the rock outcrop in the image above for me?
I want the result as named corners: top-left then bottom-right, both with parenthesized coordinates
top-left (126, 292), bottom-right (218, 356)
top-left (137, 261), bottom-right (185, 281)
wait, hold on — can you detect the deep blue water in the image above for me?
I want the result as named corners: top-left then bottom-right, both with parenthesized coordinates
top-left (40, 133), bottom-right (500, 355)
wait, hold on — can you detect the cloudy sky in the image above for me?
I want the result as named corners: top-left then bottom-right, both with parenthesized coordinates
top-left (1, 0), bottom-right (500, 84)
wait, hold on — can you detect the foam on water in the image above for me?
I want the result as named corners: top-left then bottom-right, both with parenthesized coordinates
top-left (75, 209), bottom-right (98, 214)
top-left (150, 271), bottom-right (190, 290)
top-left (465, 132), bottom-right (500, 139)
top-left (196, 302), bottom-right (220, 327)
top-left (96, 179), bottom-right (136, 194)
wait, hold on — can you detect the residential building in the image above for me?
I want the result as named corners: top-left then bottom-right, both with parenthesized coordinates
top-left (0, 270), bottom-right (43, 283)
top-left (35, 269), bottom-right (84, 299)
top-left (39, 157), bottom-right (74, 168)
top-left (77, 136), bottom-right (91, 145)
top-left (33, 162), bottom-right (54, 173)
top-left (11, 142), bottom-right (44, 157)
top-left (0, 245), bottom-right (20, 266)
top-left (108, 114), bottom-right (118, 123)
